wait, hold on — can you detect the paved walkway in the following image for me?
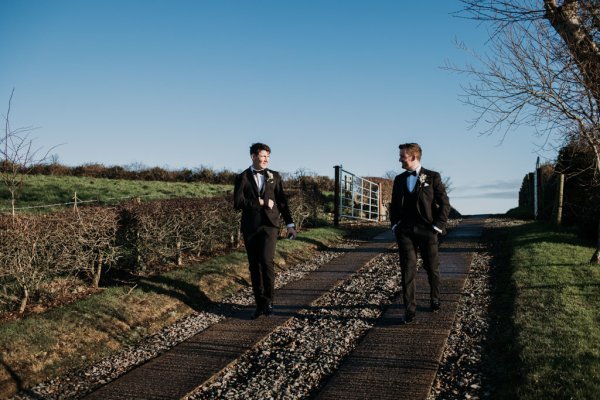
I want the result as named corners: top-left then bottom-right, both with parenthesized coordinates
top-left (316, 217), bottom-right (484, 399)
top-left (84, 217), bottom-right (484, 400)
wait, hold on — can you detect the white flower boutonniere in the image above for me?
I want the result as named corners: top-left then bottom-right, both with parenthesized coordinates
top-left (266, 171), bottom-right (274, 184)
top-left (419, 173), bottom-right (429, 187)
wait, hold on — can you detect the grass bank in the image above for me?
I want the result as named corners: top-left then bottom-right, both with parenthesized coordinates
top-left (0, 224), bottom-right (378, 398)
top-left (0, 174), bottom-right (231, 212)
top-left (485, 220), bottom-right (599, 399)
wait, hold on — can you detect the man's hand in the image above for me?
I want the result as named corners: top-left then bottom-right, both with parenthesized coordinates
top-left (267, 199), bottom-right (274, 209)
top-left (287, 227), bottom-right (297, 240)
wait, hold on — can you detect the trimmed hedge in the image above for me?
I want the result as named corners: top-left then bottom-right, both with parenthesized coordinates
top-left (0, 189), bottom-right (323, 314)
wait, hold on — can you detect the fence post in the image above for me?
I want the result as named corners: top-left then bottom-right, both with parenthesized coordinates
top-left (555, 173), bottom-right (564, 225)
top-left (534, 157), bottom-right (540, 219)
top-left (334, 165), bottom-right (341, 226)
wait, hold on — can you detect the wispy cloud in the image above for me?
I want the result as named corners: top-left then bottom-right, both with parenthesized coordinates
top-left (452, 191), bottom-right (517, 199)
top-left (456, 179), bottom-right (521, 192)
top-left (452, 178), bottom-right (521, 201)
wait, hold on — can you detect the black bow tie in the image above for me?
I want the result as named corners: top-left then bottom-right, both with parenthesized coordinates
top-left (408, 170), bottom-right (417, 176)
top-left (253, 169), bottom-right (266, 176)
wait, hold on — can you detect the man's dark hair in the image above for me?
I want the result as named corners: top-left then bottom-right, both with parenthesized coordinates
top-left (399, 142), bottom-right (422, 160)
top-left (250, 142), bottom-right (271, 155)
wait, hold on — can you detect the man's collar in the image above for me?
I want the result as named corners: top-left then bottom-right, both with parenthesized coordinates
top-left (406, 164), bottom-right (422, 175)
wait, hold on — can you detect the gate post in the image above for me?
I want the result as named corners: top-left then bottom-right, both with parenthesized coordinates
top-left (555, 173), bottom-right (564, 225)
top-left (378, 182), bottom-right (383, 222)
top-left (334, 165), bottom-right (341, 226)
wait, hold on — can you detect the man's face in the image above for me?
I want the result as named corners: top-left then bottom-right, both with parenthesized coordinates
top-left (399, 149), bottom-right (418, 171)
top-left (251, 150), bottom-right (270, 170)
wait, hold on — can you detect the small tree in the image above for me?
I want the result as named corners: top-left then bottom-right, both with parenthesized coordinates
top-left (1, 89), bottom-right (55, 216)
top-left (0, 215), bottom-right (69, 313)
top-left (73, 207), bottom-right (120, 288)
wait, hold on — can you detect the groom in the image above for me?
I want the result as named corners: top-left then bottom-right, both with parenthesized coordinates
top-left (389, 143), bottom-right (450, 324)
top-left (234, 143), bottom-right (297, 319)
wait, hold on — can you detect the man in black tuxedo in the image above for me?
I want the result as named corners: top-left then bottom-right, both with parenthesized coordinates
top-left (389, 143), bottom-right (451, 324)
top-left (234, 143), bottom-right (297, 319)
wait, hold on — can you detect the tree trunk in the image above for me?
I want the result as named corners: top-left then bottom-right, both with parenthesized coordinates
top-left (92, 255), bottom-right (103, 288)
top-left (176, 238), bottom-right (182, 266)
top-left (544, 0), bottom-right (600, 104)
top-left (11, 191), bottom-right (15, 219)
top-left (18, 286), bottom-right (29, 314)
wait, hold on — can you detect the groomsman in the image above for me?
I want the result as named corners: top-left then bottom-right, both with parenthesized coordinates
top-left (234, 143), bottom-right (297, 319)
top-left (389, 143), bottom-right (451, 324)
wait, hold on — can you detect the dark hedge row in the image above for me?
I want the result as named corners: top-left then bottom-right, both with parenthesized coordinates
top-left (0, 190), bottom-right (322, 314)
top-left (6, 161), bottom-right (337, 189)
top-left (24, 162), bottom-right (240, 185)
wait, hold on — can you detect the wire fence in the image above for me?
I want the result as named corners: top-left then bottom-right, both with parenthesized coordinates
top-left (0, 191), bottom-right (229, 214)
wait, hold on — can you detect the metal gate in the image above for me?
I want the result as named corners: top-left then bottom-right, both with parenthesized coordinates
top-left (334, 165), bottom-right (381, 225)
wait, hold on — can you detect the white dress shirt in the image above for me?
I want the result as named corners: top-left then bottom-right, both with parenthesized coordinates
top-left (250, 166), bottom-right (266, 192)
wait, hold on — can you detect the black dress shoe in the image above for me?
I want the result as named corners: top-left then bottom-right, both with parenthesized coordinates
top-left (403, 312), bottom-right (416, 324)
top-left (431, 300), bottom-right (441, 312)
top-left (263, 303), bottom-right (273, 316)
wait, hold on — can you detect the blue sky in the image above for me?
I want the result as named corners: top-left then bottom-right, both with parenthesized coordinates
top-left (0, 0), bottom-right (556, 215)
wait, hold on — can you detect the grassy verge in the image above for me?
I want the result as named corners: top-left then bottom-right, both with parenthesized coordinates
top-left (0, 174), bottom-right (232, 212)
top-left (485, 220), bottom-right (599, 399)
top-left (0, 224), bottom-right (372, 398)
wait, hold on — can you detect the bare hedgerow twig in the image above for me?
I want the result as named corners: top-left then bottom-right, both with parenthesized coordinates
top-left (1, 89), bottom-right (61, 218)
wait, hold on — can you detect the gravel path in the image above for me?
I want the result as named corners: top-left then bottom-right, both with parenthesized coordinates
top-left (186, 250), bottom-right (402, 400)
top-left (428, 218), bottom-right (526, 400)
top-left (428, 242), bottom-right (490, 400)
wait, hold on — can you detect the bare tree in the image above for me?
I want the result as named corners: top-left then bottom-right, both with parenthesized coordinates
top-left (453, 0), bottom-right (600, 262)
top-left (1, 89), bottom-right (56, 217)
top-left (384, 170), bottom-right (398, 180)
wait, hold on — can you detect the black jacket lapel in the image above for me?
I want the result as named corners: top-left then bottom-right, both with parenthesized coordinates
top-left (246, 168), bottom-right (259, 197)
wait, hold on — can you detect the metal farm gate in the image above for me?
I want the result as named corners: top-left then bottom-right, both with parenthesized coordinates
top-left (333, 165), bottom-right (382, 225)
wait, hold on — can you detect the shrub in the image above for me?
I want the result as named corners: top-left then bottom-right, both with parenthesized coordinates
top-left (0, 214), bottom-right (77, 313)
top-left (0, 183), bottom-right (324, 313)
top-left (117, 196), bottom-right (241, 274)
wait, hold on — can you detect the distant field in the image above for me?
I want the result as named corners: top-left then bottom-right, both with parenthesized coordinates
top-left (0, 174), bottom-right (233, 212)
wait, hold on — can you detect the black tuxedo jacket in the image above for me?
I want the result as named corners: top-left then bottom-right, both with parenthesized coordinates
top-left (233, 168), bottom-right (294, 235)
top-left (389, 167), bottom-right (451, 234)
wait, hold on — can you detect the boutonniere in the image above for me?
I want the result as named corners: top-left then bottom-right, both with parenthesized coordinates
top-left (266, 171), bottom-right (274, 183)
top-left (419, 173), bottom-right (429, 187)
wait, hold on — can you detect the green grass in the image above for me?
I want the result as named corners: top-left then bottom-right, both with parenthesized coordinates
top-left (0, 225), bottom-right (355, 397)
top-left (486, 221), bottom-right (600, 399)
top-left (0, 174), bottom-right (232, 212)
